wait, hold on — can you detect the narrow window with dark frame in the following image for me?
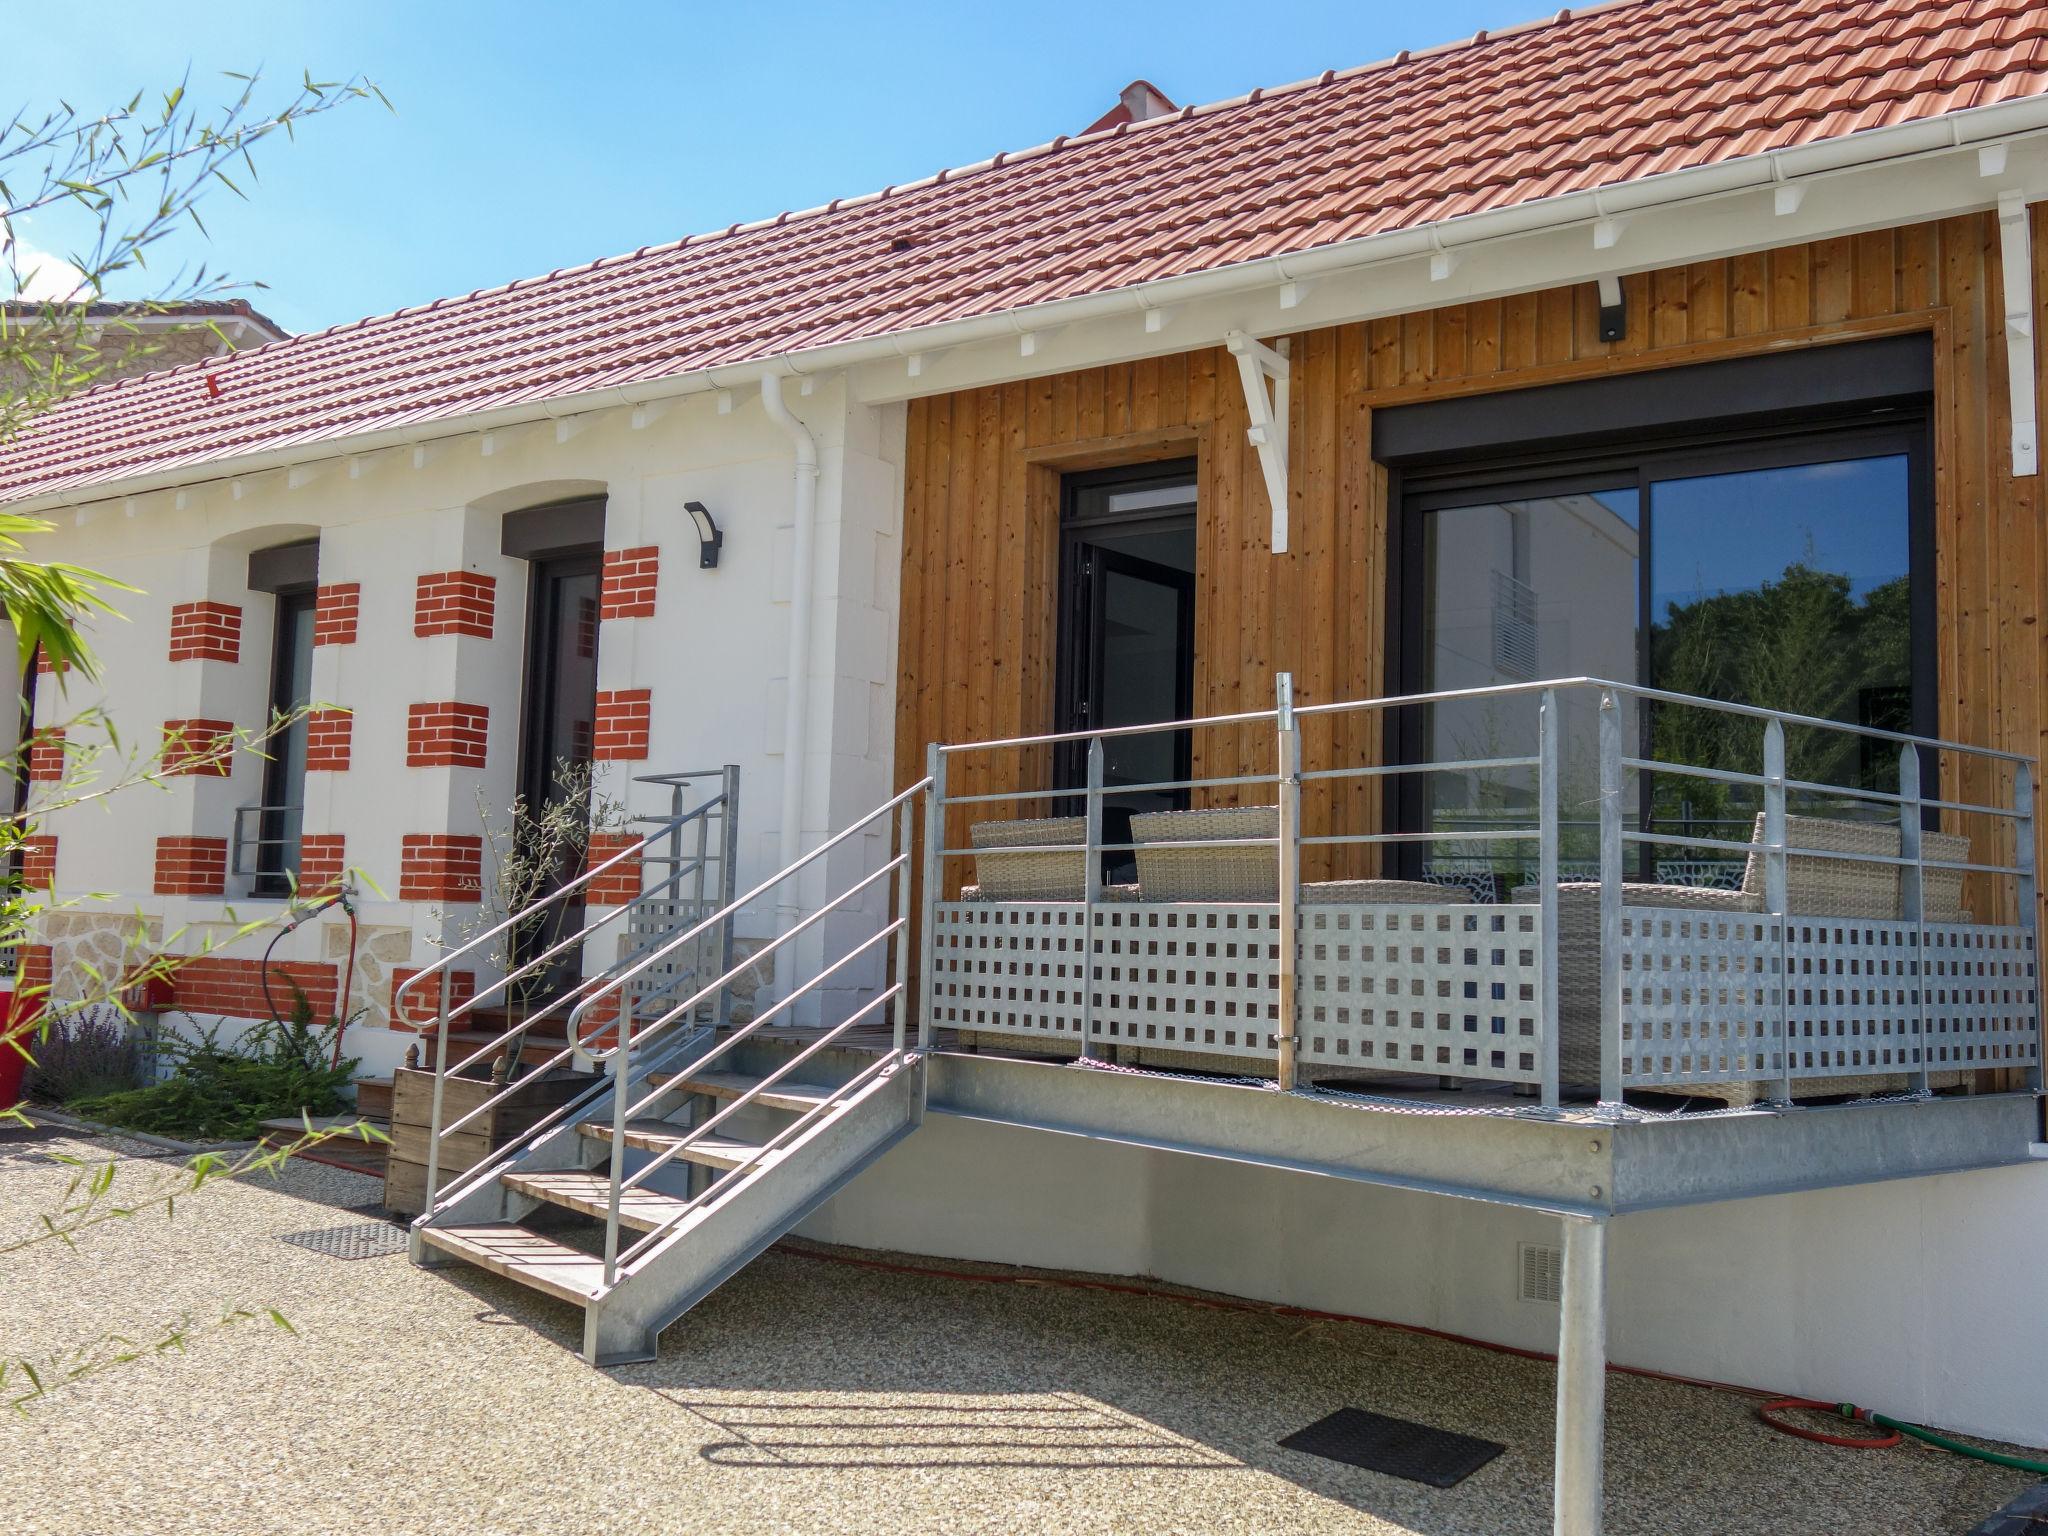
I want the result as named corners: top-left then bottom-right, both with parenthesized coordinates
top-left (255, 587), bottom-right (316, 895)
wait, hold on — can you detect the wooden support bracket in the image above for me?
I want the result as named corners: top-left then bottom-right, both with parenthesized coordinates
top-left (1225, 330), bottom-right (1291, 554)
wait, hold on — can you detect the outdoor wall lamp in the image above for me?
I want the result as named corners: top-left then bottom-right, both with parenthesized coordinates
top-left (684, 500), bottom-right (723, 568)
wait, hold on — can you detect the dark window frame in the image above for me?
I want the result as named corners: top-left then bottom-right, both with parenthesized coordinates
top-left (1052, 458), bottom-right (1199, 807)
top-left (254, 584), bottom-right (318, 896)
top-left (1386, 411), bottom-right (1936, 874)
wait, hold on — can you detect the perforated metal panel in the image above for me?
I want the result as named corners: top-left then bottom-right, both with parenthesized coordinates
top-left (622, 896), bottom-right (724, 1026)
top-left (1092, 904), bottom-right (1281, 1060)
top-left (1620, 907), bottom-right (1785, 1087)
top-left (929, 902), bottom-right (1092, 1043)
top-left (1620, 908), bottom-right (2039, 1089)
top-left (1299, 904), bottom-right (1544, 1083)
top-left (1783, 917), bottom-right (1929, 1080)
top-left (1922, 922), bottom-right (2040, 1072)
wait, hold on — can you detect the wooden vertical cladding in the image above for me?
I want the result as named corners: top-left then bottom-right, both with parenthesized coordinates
top-left (896, 212), bottom-right (2048, 916)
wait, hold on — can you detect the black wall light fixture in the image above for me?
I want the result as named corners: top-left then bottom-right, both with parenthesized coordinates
top-left (684, 500), bottom-right (723, 568)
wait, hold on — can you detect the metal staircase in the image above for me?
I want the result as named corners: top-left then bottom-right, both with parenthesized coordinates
top-left (399, 772), bottom-right (930, 1364)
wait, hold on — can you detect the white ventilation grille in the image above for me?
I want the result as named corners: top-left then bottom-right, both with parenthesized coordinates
top-left (1518, 1241), bottom-right (1563, 1304)
top-left (1491, 569), bottom-right (1538, 681)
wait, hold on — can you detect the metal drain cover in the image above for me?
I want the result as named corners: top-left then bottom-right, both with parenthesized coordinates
top-left (1279, 1407), bottom-right (1505, 1488)
top-left (279, 1220), bottom-right (409, 1260)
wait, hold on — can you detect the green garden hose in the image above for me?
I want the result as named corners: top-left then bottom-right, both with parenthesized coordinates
top-left (1758, 1398), bottom-right (2048, 1474)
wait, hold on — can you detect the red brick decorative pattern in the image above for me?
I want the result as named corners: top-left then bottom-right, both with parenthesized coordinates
top-left (297, 834), bottom-right (346, 894)
top-left (14, 943), bottom-right (51, 1002)
top-left (161, 719), bottom-right (235, 777)
top-left (583, 833), bottom-right (643, 906)
top-left (153, 836), bottom-right (228, 896)
top-left (406, 702), bottom-right (488, 768)
top-left (168, 600), bottom-right (242, 663)
top-left (313, 582), bottom-right (360, 646)
top-left (414, 571), bottom-right (495, 639)
top-left (25, 729), bottom-right (64, 783)
top-left (305, 709), bottom-right (353, 771)
top-left (600, 546), bottom-right (659, 621)
top-left (389, 967), bottom-right (477, 1030)
top-left (593, 689), bottom-right (651, 761)
top-left (172, 956), bottom-right (340, 1021)
top-left (399, 835), bottom-right (484, 901)
top-left (18, 835), bottom-right (55, 889)
top-left (33, 646), bottom-right (70, 677)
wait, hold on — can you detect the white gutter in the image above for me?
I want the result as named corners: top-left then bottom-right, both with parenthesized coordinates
top-left (16, 91), bottom-right (2048, 516)
top-left (757, 370), bottom-right (820, 1004)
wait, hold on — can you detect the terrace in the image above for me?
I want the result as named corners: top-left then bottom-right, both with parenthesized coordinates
top-left (401, 674), bottom-right (2044, 1533)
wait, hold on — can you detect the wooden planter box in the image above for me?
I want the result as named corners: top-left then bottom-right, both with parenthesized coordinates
top-left (383, 1066), bottom-right (590, 1216)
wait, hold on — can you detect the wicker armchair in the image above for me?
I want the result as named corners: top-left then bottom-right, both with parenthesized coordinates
top-left (1516, 813), bottom-right (1972, 1103)
top-left (1128, 804), bottom-right (1461, 906)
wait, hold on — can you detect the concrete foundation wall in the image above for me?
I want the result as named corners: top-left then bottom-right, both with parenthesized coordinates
top-left (800, 1112), bottom-right (2048, 1445)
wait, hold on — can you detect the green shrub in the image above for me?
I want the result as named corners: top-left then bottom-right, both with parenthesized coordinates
top-left (71, 984), bottom-right (358, 1142)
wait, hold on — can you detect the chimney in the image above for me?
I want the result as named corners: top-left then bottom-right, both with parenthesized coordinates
top-left (1081, 80), bottom-right (1178, 135)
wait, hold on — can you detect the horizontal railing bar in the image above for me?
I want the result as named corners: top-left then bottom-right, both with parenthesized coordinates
top-left (616, 1000), bottom-right (890, 1198)
top-left (1300, 755), bottom-right (1539, 782)
top-left (579, 849), bottom-right (908, 1046)
top-left (438, 993), bottom-right (659, 1140)
top-left (614, 1019), bottom-right (903, 1273)
top-left (1622, 758), bottom-right (1767, 791)
top-left (940, 772), bottom-right (1280, 806)
top-left (1616, 829), bottom-right (2024, 877)
top-left (624, 917), bottom-right (905, 1107)
top-left (1301, 829), bottom-right (1542, 846)
top-left (564, 778), bottom-right (930, 1034)
top-left (395, 792), bottom-right (728, 1010)
top-left (937, 679), bottom-right (2036, 768)
top-left (616, 933), bottom-right (903, 1165)
top-left (940, 707), bottom-right (1280, 755)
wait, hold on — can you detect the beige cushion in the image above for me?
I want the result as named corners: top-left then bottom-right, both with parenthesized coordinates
top-left (968, 816), bottom-right (1086, 901)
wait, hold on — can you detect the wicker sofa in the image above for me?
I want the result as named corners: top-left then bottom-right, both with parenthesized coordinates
top-left (1514, 812), bottom-right (1972, 1104)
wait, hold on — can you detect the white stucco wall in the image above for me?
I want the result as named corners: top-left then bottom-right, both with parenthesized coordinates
top-left (799, 1113), bottom-right (2048, 1445)
top-left (25, 378), bottom-right (905, 1075)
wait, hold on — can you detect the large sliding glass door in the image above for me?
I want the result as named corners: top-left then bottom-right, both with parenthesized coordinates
top-left (1402, 422), bottom-right (1929, 893)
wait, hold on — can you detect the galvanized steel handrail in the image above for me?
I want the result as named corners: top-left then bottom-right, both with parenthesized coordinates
top-left (580, 779), bottom-right (931, 1283)
top-left (929, 673), bottom-right (2042, 1110)
top-left (415, 767), bottom-right (741, 1221)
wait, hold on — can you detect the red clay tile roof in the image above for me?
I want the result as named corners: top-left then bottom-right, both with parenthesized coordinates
top-left (4, 0), bottom-right (2045, 504)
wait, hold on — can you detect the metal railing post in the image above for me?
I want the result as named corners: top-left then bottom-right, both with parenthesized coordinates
top-left (2017, 760), bottom-right (2041, 1092)
top-left (1537, 687), bottom-right (1561, 1110)
top-left (602, 1020), bottom-right (630, 1287)
top-left (1763, 719), bottom-right (1790, 1105)
top-left (1596, 690), bottom-right (1623, 1108)
top-left (717, 764), bottom-right (741, 1022)
top-left (917, 745), bottom-right (945, 1052)
top-left (893, 796), bottom-right (914, 1055)
top-left (422, 964), bottom-right (454, 1216)
top-left (1275, 673), bottom-right (1301, 1092)
top-left (1081, 737), bottom-right (1104, 1063)
top-left (1899, 743), bottom-right (1929, 1096)
top-left (1553, 1213), bottom-right (1610, 1536)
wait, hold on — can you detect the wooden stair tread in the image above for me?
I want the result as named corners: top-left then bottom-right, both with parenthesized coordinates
top-left (575, 1119), bottom-right (788, 1171)
top-left (648, 1070), bottom-right (837, 1112)
top-left (417, 1224), bottom-right (606, 1304)
top-left (501, 1169), bottom-right (701, 1233)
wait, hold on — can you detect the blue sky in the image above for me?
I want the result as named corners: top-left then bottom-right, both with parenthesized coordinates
top-left (8, 0), bottom-right (1538, 335)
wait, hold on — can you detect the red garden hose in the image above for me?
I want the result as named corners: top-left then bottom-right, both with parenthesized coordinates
top-left (1756, 1398), bottom-right (1901, 1448)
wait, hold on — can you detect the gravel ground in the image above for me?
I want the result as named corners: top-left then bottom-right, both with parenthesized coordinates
top-left (0, 1127), bottom-right (2035, 1536)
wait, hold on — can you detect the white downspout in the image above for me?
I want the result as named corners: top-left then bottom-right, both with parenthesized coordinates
top-left (759, 372), bottom-right (818, 1003)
